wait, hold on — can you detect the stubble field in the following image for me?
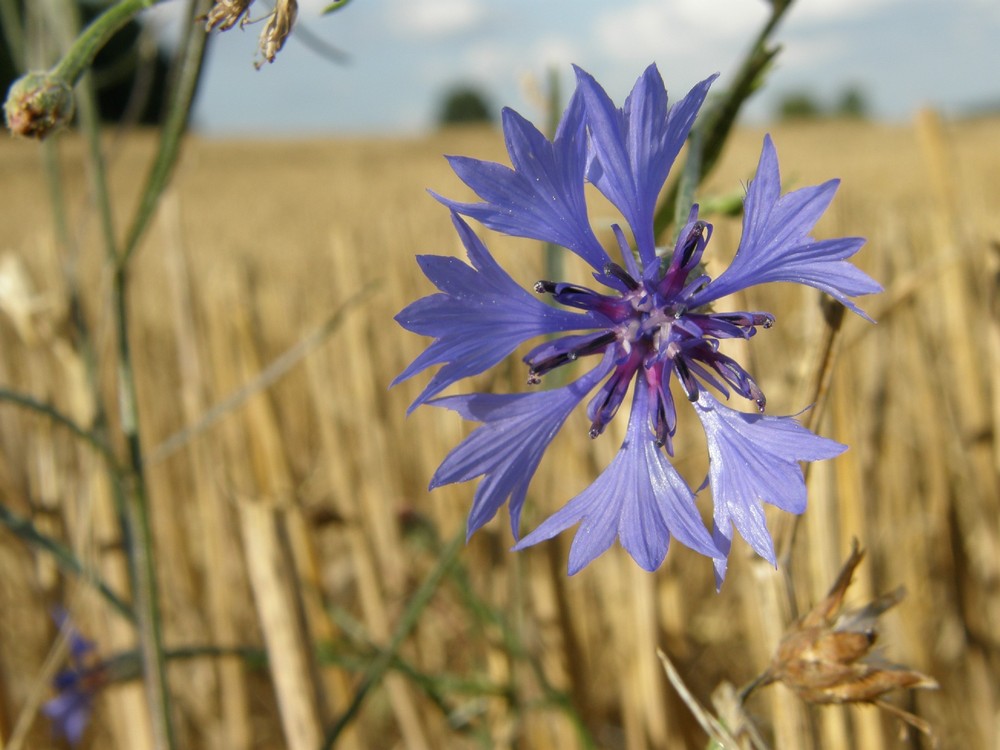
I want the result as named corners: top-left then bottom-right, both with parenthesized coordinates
top-left (0, 113), bottom-right (998, 749)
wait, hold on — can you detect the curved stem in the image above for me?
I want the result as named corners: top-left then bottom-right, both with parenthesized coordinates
top-left (114, 264), bottom-right (176, 750)
top-left (106, 4), bottom-right (208, 747)
top-left (653, 0), bottom-right (796, 240)
top-left (0, 503), bottom-right (135, 621)
top-left (121, 0), bottom-right (210, 266)
top-left (50, 0), bottom-right (161, 86)
top-left (320, 529), bottom-right (464, 749)
top-left (0, 388), bottom-right (120, 470)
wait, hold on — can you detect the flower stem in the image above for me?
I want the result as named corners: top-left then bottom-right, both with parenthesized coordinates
top-left (0, 388), bottom-right (119, 469)
top-left (49, 0), bottom-right (161, 87)
top-left (653, 0), bottom-right (797, 239)
top-left (114, 265), bottom-right (176, 750)
top-left (320, 529), bottom-right (464, 749)
top-left (0, 503), bottom-right (135, 621)
top-left (121, 0), bottom-right (210, 266)
top-left (49, 1), bottom-right (176, 742)
top-left (106, 4), bottom-right (208, 746)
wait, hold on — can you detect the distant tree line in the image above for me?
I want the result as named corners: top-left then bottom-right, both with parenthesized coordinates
top-left (437, 85), bottom-right (493, 126)
top-left (774, 85), bottom-right (870, 121)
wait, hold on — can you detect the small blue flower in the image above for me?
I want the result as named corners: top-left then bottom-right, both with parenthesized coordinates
top-left (395, 64), bottom-right (881, 581)
top-left (43, 612), bottom-right (107, 746)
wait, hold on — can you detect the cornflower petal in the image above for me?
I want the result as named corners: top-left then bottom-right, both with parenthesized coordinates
top-left (430, 357), bottom-right (613, 538)
top-left (691, 135), bottom-right (882, 319)
top-left (514, 377), bottom-right (718, 573)
top-left (393, 212), bottom-right (601, 411)
top-left (43, 611), bottom-right (106, 747)
top-left (43, 691), bottom-right (92, 746)
top-left (693, 392), bottom-right (846, 586)
top-left (577, 64), bottom-right (717, 266)
top-left (434, 92), bottom-right (613, 274)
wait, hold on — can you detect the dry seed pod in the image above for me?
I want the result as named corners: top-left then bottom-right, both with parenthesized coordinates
top-left (744, 541), bottom-right (938, 742)
top-left (203, 0), bottom-right (298, 65)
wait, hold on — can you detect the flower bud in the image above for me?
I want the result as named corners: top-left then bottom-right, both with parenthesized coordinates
top-left (4, 72), bottom-right (75, 139)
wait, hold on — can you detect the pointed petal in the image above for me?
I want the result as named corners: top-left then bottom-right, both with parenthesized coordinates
top-left (393, 213), bottom-right (602, 411)
top-left (514, 377), bottom-right (717, 574)
top-left (692, 135), bottom-right (882, 319)
top-left (578, 64), bottom-right (717, 267)
top-left (435, 92), bottom-right (612, 272)
top-left (694, 391), bottom-right (845, 572)
top-left (430, 358), bottom-right (613, 538)
top-left (711, 523), bottom-right (732, 590)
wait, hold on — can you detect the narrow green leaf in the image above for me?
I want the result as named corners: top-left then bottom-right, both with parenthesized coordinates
top-left (322, 0), bottom-right (353, 14)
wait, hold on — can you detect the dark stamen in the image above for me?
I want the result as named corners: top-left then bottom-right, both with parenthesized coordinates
top-left (603, 262), bottom-right (640, 290)
top-left (715, 312), bottom-right (775, 330)
top-left (678, 220), bottom-right (707, 268)
top-left (524, 331), bottom-right (617, 382)
top-left (534, 280), bottom-right (556, 294)
top-left (674, 358), bottom-right (700, 402)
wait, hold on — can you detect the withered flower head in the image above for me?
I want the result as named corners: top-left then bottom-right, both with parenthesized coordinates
top-left (257, 0), bottom-right (298, 67)
top-left (203, 0), bottom-right (298, 66)
top-left (745, 541), bottom-right (938, 739)
top-left (204, 0), bottom-right (253, 32)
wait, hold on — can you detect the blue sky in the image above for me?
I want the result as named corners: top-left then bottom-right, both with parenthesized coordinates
top-left (146, 0), bottom-right (1000, 135)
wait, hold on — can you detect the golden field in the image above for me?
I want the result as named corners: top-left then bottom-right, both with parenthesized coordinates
top-left (0, 113), bottom-right (998, 749)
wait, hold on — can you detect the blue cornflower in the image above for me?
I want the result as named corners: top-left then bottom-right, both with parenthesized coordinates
top-left (394, 64), bottom-right (880, 582)
top-left (43, 612), bottom-right (108, 746)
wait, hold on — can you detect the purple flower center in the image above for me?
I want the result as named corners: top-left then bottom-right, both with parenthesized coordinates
top-left (525, 214), bottom-right (774, 453)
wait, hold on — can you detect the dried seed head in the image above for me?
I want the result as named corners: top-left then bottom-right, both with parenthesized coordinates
top-left (743, 541), bottom-right (938, 741)
top-left (204, 0), bottom-right (254, 32)
top-left (204, 0), bottom-right (298, 65)
top-left (256, 0), bottom-right (298, 67)
top-left (4, 72), bottom-right (74, 139)
top-left (765, 542), bottom-right (937, 704)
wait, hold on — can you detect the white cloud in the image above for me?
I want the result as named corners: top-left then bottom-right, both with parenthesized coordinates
top-left (531, 35), bottom-right (583, 70)
top-left (463, 42), bottom-right (512, 80)
top-left (390, 0), bottom-right (486, 37)
top-left (593, 0), bottom-right (767, 64)
top-left (593, 0), bottom-right (907, 64)
top-left (778, 36), bottom-right (844, 67)
top-left (141, 2), bottom-right (189, 47)
top-left (789, 0), bottom-right (901, 22)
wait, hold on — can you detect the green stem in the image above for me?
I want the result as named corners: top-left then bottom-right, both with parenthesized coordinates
top-left (652, 0), bottom-right (795, 240)
top-left (75, 69), bottom-right (120, 263)
top-left (670, 124), bottom-right (703, 236)
top-left (320, 529), bottom-right (465, 749)
top-left (0, 388), bottom-right (120, 470)
top-left (106, 4), bottom-right (208, 746)
top-left (49, 0), bottom-right (161, 86)
top-left (441, 539), bottom-right (596, 747)
top-left (40, 3), bottom-right (176, 741)
top-left (114, 265), bottom-right (176, 750)
top-left (0, 503), bottom-right (135, 621)
top-left (121, 0), bottom-right (210, 266)
top-left (398, 518), bottom-right (597, 746)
